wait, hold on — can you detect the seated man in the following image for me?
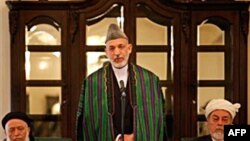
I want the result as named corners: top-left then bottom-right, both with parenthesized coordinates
top-left (1, 112), bottom-right (35, 141)
top-left (195, 99), bottom-right (241, 141)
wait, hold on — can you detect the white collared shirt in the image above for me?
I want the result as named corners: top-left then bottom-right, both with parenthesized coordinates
top-left (112, 64), bottom-right (128, 88)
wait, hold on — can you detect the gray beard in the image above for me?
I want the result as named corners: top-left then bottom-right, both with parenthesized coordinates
top-left (25, 137), bottom-right (30, 141)
top-left (7, 133), bottom-right (30, 141)
top-left (110, 54), bottom-right (129, 69)
top-left (211, 131), bottom-right (224, 141)
top-left (25, 133), bottom-right (30, 141)
top-left (7, 138), bottom-right (29, 141)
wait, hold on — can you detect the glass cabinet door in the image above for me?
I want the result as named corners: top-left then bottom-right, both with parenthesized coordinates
top-left (135, 4), bottom-right (174, 139)
top-left (195, 18), bottom-right (232, 136)
top-left (25, 16), bottom-right (63, 137)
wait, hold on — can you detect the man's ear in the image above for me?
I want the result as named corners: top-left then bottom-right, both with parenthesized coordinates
top-left (128, 44), bottom-right (133, 53)
top-left (27, 127), bottom-right (31, 133)
top-left (104, 46), bottom-right (108, 54)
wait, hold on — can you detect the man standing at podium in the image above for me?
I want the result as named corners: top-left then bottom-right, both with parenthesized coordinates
top-left (76, 23), bottom-right (165, 141)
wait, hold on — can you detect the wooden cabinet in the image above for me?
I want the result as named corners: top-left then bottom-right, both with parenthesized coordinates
top-left (6, 0), bottom-right (249, 140)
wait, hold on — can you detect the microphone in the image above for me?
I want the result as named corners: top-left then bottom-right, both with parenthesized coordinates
top-left (120, 80), bottom-right (126, 141)
top-left (120, 80), bottom-right (126, 97)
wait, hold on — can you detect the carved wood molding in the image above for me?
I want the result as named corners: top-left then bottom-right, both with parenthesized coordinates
top-left (9, 11), bottom-right (19, 43)
top-left (71, 11), bottom-right (79, 43)
top-left (240, 10), bottom-right (249, 45)
top-left (181, 12), bottom-right (191, 43)
top-left (26, 16), bottom-right (61, 31)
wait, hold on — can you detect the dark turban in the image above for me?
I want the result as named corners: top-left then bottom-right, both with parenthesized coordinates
top-left (2, 112), bottom-right (34, 141)
top-left (2, 112), bottom-right (33, 129)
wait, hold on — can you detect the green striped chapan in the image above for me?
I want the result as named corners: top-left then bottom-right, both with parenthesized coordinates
top-left (76, 63), bottom-right (164, 141)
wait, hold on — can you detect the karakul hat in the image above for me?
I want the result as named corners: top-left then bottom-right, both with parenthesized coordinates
top-left (105, 23), bottom-right (128, 43)
top-left (205, 99), bottom-right (241, 119)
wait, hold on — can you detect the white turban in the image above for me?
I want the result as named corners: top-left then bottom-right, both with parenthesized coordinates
top-left (205, 99), bottom-right (241, 119)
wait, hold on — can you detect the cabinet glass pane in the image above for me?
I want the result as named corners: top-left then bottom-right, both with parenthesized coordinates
top-left (26, 24), bottom-right (61, 45)
top-left (86, 4), bottom-right (123, 46)
top-left (198, 53), bottom-right (224, 80)
top-left (26, 52), bottom-right (61, 80)
top-left (197, 87), bottom-right (224, 114)
top-left (137, 53), bottom-right (167, 80)
top-left (197, 23), bottom-right (225, 46)
top-left (26, 87), bottom-right (61, 115)
top-left (197, 121), bottom-right (209, 137)
top-left (162, 86), bottom-right (174, 139)
top-left (162, 87), bottom-right (174, 115)
top-left (33, 121), bottom-right (61, 137)
top-left (86, 52), bottom-right (108, 76)
top-left (136, 18), bottom-right (168, 45)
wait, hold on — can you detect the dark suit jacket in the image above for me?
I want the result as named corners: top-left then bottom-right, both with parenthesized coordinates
top-left (194, 135), bottom-right (212, 141)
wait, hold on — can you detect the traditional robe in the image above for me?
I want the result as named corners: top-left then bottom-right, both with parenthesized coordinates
top-left (76, 63), bottom-right (164, 141)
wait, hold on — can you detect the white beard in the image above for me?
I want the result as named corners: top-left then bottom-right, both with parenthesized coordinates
top-left (110, 54), bottom-right (129, 69)
top-left (211, 131), bottom-right (224, 141)
top-left (7, 133), bottom-right (30, 141)
top-left (25, 133), bottom-right (30, 141)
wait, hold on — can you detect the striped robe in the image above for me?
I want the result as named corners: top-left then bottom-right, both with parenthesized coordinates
top-left (76, 63), bottom-right (165, 141)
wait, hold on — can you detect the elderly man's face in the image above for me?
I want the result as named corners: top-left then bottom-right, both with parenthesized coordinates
top-left (105, 38), bottom-right (132, 69)
top-left (5, 119), bottom-right (30, 141)
top-left (207, 109), bottom-right (233, 141)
